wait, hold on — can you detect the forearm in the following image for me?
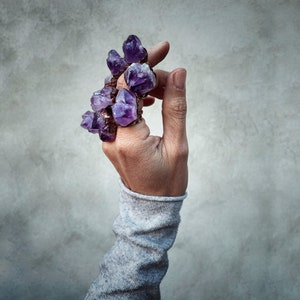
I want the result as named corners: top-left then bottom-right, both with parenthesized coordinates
top-left (85, 181), bottom-right (186, 300)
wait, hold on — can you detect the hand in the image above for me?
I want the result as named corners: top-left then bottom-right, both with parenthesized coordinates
top-left (102, 42), bottom-right (188, 196)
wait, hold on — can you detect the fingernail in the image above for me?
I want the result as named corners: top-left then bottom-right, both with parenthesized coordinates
top-left (173, 69), bottom-right (186, 90)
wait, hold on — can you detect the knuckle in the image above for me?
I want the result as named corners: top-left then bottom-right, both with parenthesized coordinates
top-left (115, 140), bottom-right (130, 155)
top-left (102, 142), bottom-right (111, 155)
top-left (176, 143), bottom-right (189, 159)
top-left (114, 138), bottom-right (139, 158)
top-left (168, 142), bottom-right (189, 161)
top-left (102, 142), bottom-right (117, 161)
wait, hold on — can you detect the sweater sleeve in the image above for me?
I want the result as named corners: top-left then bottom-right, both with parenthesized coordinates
top-left (84, 181), bottom-right (186, 300)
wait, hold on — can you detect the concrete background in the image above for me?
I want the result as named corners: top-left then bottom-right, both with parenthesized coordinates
top-left (1, 0), bottom-right (299, 299)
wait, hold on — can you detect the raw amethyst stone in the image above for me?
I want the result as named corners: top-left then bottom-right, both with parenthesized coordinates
top-left (112, 88), bottom-right (137, 126)
top-left (81, 110), bottom-right (117, 141)
top-left (106, 49), bottom-right (127, 76)
top-left (115, 87), bottom-right (137, 106)
top-left (80, 111), bottom-right (99, 134)
top-left (96, 109), bottom-right (117, 142)
top-left (90, 87), bottom-right (115, 111)
top-left (123, 35), bottom-right (147, 63)
top-left (99, 129), bottom-right (116, 142)
top-left (124, 63), bottom-right (156, 95)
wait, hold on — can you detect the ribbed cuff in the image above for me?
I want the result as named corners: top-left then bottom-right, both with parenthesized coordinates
top-left (119, 179), bottom-right (187, 202)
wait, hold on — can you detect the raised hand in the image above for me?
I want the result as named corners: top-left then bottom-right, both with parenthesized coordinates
top-left (102, 41), bottom-right (188, 196)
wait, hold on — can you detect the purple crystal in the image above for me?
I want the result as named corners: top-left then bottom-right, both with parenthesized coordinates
top-left (81, 111), bottom-right (99, 134)
top-left (81, 34), bottom-right (155, 141)
top-left (90, 87), bottom-right (116, 111)
top-left (123, 35), bottom-right (147, 63)
top-left (99, 130), bottom-right (116, 142)
top-left (112, 88), bottom-right (137, 126)
top-left (116, 88), bottom-right (137, 106)
top-left (96, 109), bottom-right (117, 142)
top-left (106, 50), bottom-right (127, 76)
top-left (124, 63), bottom-right (156, 95)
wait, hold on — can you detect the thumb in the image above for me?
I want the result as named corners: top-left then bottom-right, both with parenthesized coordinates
top-left (162, 68), bottom-right (187, 146)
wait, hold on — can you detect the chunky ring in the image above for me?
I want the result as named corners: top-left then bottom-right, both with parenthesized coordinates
top-left (81, 35), bottom-right (157, 142)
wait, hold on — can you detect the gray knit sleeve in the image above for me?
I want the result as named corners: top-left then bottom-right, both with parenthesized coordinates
top-left (84, 181), bottom-right (186, 300)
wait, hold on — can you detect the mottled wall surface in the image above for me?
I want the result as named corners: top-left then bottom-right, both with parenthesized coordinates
top-left (1, 0), bottom-right (300, 299)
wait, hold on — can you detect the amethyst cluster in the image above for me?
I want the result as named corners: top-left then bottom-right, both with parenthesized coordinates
top-left (81, 35), bottom-right (157, 142)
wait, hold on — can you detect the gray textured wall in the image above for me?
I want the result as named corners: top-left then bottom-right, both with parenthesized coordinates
top-left (1, 0), bottom-right (300, 299)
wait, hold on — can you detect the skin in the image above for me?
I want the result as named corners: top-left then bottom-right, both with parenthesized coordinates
top-left (102, 41), bottom-right (188, 196)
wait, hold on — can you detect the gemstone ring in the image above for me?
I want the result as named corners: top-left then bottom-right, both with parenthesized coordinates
top-left (81, 35), bottom-right (157, 142)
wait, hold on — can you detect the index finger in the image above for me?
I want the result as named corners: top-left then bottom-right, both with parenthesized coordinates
top-left (147, 41), bottom-right (170, 67)
top-left (116, 42), bottom-right (170, 93)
